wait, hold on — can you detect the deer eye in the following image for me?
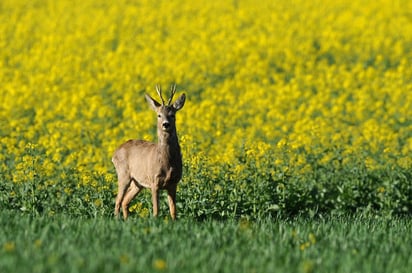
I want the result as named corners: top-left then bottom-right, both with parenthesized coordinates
top-left (157, 114), bottom-right (161, 118)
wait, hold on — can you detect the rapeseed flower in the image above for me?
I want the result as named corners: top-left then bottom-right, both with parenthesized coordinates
top-left (0, 0), bottom-right (411, 216)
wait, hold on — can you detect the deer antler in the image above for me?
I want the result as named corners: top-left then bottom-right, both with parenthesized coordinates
top-left (167, 84), bottom-right (177, 106)
top-left (155, 84), bottom-right (165, 105)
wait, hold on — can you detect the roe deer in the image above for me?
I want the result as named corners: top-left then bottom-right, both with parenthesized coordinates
top-left (112, 84), bottom-right (186, 220)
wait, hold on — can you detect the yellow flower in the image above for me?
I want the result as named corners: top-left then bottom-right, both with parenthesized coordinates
top-left (309, 233), bottom-right (316, 245)
top-left (34, 239), bottom-right (42, 249)
top-left (3, 241), bottom-right (15, 252)
top-left (0, 0), bottom-right (410, 215)
top-left (119, 254), bottom-right (130, 264)
top-left (153, 259), bottom-right (167, 271)
top-left (300, 242), bottom-right (310, 251)
top-left (93, 199), bottom-right (103, 207)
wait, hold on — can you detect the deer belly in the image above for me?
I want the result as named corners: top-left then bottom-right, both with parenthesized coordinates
top-left (130, 167), bottom-right (180, 189)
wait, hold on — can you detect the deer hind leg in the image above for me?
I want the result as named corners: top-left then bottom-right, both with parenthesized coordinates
top-left (151, 187), bottom-right (159, 217)
top-left (167, 184), bottom-right (177, 220)
top-left (121, 182), bottom-right (142, 220)
top-left (114, 172), bottom-right (131, 218)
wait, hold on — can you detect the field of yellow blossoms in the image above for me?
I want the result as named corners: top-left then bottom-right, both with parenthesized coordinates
top-left (1, 0), bottom-right (411, 218)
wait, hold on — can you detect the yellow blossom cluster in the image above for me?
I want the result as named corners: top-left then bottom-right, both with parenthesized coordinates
top-left (0, 0), bottom-right (411, 215)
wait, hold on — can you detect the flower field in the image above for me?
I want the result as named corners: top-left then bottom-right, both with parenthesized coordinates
top-left (1, 0), bottom-right (411, 218)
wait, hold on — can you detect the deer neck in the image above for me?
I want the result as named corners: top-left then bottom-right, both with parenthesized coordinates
top-left (157, 130), bottom-right (181, 161)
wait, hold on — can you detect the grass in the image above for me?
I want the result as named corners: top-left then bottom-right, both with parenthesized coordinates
top-left (1, 211), bottom-right (411, 273)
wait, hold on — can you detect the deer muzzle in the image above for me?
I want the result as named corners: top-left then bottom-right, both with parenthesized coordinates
top-left (162, 122), bottom-right (171, 130)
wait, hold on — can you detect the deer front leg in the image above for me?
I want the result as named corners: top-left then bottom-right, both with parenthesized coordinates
top-left (167, 185), bottom-right (177, 220)
top-left (151, 187), bottom-right (159, 217)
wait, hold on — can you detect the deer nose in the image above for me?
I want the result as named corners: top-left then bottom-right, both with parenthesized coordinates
top-left (162, 122), bottom-right (170, 129)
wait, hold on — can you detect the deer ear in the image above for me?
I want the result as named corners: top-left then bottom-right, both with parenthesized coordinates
top-left (145, 93), bottom-right (161, 111)
top-left (173, 93), bottom-right (186, 111)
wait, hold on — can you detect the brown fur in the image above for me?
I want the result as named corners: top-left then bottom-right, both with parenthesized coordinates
top-left (112, 87), bottom-right (185, 220)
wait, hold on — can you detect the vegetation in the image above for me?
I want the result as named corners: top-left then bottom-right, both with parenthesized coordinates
top-left (0, 0), bottom-right (411, 272)
top-left (1, 212), bottom-right (412, 273)
top-left (1, 0), bottom-right (411, 219)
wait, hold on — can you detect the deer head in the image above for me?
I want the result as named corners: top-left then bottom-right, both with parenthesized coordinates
top-left (145, 84), bottom-right (186, 139)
